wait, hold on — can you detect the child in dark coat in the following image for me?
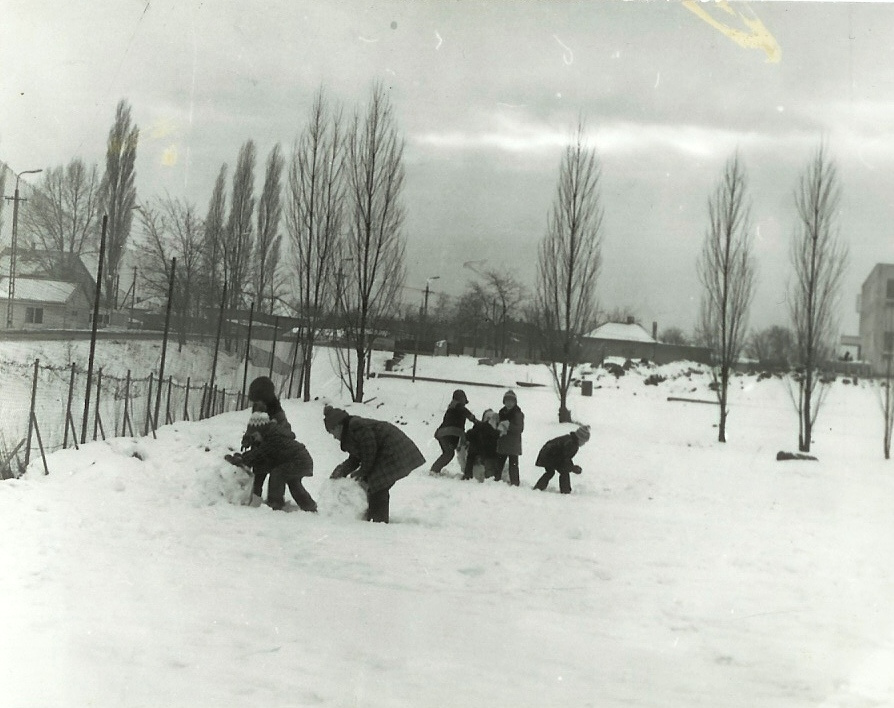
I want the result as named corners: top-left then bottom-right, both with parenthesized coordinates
top-left (533, 425), bottom-right (590, 494)
top-left (242, 376), bottom-right (294, 500)
top-left (462, 409), bottom-right (500, 481)
top-left (226, 402), bottom-right (317, 512)
top-left (494, 389), bottom-right (525, 486)
top-left (430, 389), bottom-right (477, 474)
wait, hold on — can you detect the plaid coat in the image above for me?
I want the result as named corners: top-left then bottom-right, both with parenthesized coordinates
top-left (335, 416), bottom-right (425, 493)
top-left (535, 433), bottom-right (580, 473)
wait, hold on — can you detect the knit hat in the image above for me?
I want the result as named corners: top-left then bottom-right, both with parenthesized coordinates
top-left (452, 389), bottom-right (468, 405)
top-left (574, 425), bottom-right (591, 444)
top-left (503, 389), bottom-right (517, 404)
top-left (247, 409), bottom-right (271, 433)
top-left (247, 376), bottom-right (276, 404)
top-left (323, 404), bottom-right (349, 431)
top-left (242, 408), bottom-right (272, 448)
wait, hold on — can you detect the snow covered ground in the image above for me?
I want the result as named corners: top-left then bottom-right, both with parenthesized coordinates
top-left (2, 346), bottom-right (894, 707)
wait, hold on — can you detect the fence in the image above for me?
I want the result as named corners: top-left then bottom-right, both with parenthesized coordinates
top-left (0, 329), bottom-right (302, 480)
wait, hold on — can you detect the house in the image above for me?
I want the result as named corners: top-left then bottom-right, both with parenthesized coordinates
top-left (0, 249), bottom-right (96, 330)
top-left (857, 263), bottom-right (894, 374)
top-left (0, 276), bottom-right (92, 329)
top-left (580, 317), bottom-right (712, 366)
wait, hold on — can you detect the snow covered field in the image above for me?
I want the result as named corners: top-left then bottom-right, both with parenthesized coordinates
top-left (2, 344), bottom-right (893, 707)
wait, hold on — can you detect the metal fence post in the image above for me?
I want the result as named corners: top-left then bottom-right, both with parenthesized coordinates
top-left (24, 359), bottom-right (39, 468)
top-left (81, 215), bottom-right (107, 444)
top-left (154, 257), bottom-right (176, 430)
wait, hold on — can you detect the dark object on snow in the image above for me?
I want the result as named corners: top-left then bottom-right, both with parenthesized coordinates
top-left (581, 380), bottom-right (593, 396)
top-left (515, 381), bottom-right (545, 388)
top-left (478, 358), bottom-right (495, 366)
top-left (776, 451), bottom-right (818, 461)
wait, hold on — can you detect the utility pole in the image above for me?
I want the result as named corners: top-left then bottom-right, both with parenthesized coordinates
top-left (5, 168), bottom-right (43, 328)
top-left (412, 275), bottom-right (439, 382)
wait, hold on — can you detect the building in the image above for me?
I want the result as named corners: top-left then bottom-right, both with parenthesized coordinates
top-left (580, 317), bottom-right (712, 366)
top-left (858, 263), bottom-right (894, 374)
top-left (0, 275), bottom-right (92, 329)
top-left (0, 249), bottom-right (97, 330)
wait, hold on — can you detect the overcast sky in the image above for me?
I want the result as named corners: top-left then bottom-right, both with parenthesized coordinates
top-left (2, 0), bottom-right (893, 335)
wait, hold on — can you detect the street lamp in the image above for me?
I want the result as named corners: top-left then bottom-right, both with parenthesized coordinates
top-left (412, 275), bottom-right (440, 382)
top-left (5, 168), bottom-right (43, 328)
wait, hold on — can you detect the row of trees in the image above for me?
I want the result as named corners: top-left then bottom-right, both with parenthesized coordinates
top-left (527, 131), bottom-right (850, 454)
top-left (15, 90), bottom-right (854, 455)
top-left (18, 101), bottom-right (138, 308)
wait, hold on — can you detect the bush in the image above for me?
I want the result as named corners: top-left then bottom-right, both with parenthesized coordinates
top-left (644, 374), bottom-right (666, 386)
top-left (604, 362), bottom-right (625, 378)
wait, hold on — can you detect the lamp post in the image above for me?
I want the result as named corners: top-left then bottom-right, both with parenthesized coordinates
top-left (412, 275), bottom-right (439, 382)
top-left (5, 168), bottom-right (43, 328)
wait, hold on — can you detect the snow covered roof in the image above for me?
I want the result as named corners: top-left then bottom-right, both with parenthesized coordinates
top-left (0, 277), bottom-right (78, 304)
top-left (584, 322), bottom-right (656, 343)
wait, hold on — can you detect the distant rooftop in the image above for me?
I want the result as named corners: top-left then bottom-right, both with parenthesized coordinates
top-left (0, 277), bottom-right (78, 304)
top-left (584, 321), bottom-right (656, 343)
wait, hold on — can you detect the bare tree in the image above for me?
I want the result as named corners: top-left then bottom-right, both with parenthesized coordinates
top-left (100, 99), bottom-right (139, 308)
top-left (480, 268), bottom-right (526, 358)
top-left (337, 82), bottom-right (407, 402)
top-left (223, 140), bottom-right (256, 316)
top-left (21, 159), bottom-right (101, 257)
top-left (201, 164), bottom-right (228, 314)
top-left (286, 87), bottom-right (345, 401)
top-left (788, 142), bottom-right (848, 453)
top-left (535, 120), bottom-right (604, 422)
top-left (254, 144), bottom-right (284, 313)
top-left (660, 327), bottom-right (689, 346)
top-left (452, 284), bottom-right (491, 355)
top-left (135, 197), bottom-right (204, 349)
top-left (697, 152), bottom-right (756, 443)
top-left (746, 325), bottom-right (795, 368)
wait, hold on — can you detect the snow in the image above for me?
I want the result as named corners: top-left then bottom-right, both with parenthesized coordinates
top-left (2, 345), bottom-right (894, 707)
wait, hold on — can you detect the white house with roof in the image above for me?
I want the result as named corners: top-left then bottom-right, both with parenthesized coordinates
top-left (0, 275), bottom-right (92, 329)
top-left (580, 317), bottom-right (712, 365)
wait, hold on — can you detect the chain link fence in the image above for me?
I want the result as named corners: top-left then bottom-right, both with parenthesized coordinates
top-left (0, 335), bottom-right (301, 480)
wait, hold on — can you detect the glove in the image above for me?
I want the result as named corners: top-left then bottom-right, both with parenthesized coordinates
top-left (225, 453), bottom-right (245, 467)
top-left (572, 465), bottom-right (582, 475)
top-left (330, 462), bottom-right (350, 479)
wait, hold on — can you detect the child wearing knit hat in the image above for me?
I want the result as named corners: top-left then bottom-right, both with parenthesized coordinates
top-left (226, 401), bottom-right (317, 512)
top-left (493, 389), bottom-right (524, 486)
top-left (532, 425), bottom-right (590, 495)
top-left (430, 389), bottom-right (477, 474)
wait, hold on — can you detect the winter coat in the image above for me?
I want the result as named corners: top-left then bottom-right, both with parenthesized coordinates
top-left (434, 402), bottom-right (476, 440)
top-left (535, 433), bottom-right (580, 473)
top-left (240, 422), bottom-right (313, 478)
top-left (465, 419), bottom-right (500, 457)
top-left (496, 405), bottom-right (525, 456)
top-left (334, 415), bottom-right (426, 493)
top-left (242, 409), bottom-right (294, 450)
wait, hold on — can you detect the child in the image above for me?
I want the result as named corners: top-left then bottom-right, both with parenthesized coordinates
top-left (430, 389), bottom-right (477, 474)
top-left (462, 409), bottom-right (501, 481)
top-left (226, 402), bottom-right (317, 512)
top-left (243, 376), bottom-right (294, 500)
top-left (324, 405), bottom-right (425, 523)
top-left (532, 425), bottom-right (590, 495)
top-left (494, 389), bottom-right (524, 486)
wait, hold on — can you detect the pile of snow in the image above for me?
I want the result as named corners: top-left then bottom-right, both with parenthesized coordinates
top-left (2, 349), bottom-right (894, 707)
